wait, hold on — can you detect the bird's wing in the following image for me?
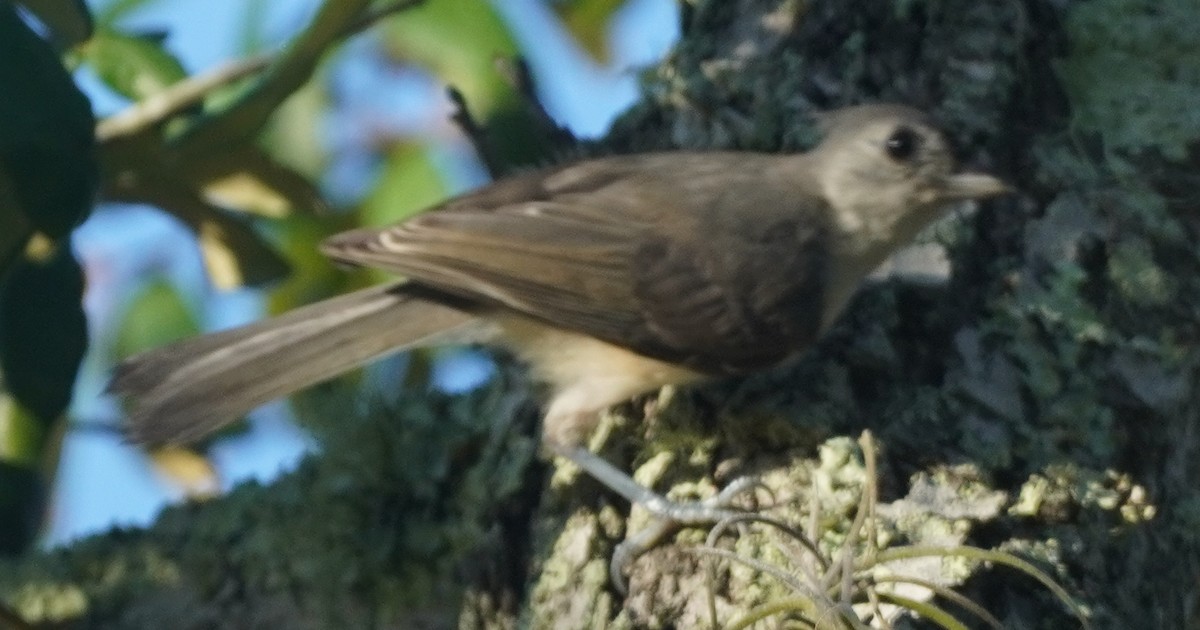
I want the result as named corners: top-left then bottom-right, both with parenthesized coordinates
top-left (323, 153), bottom-right (831, 373)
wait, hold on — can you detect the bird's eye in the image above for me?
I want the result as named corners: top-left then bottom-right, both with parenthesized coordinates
top-left (884, 126), bottom-right (920, 162)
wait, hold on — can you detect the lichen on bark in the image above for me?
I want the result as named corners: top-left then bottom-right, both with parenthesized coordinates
top-left (5, 0), bottom-right (1200, 627)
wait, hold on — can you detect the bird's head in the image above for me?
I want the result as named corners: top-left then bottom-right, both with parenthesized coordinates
top-left (810, 104), bottom-right (1010, 249)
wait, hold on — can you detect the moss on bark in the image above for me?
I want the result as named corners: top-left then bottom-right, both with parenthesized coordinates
top-left (5, 0), bottom-right (1200, 627)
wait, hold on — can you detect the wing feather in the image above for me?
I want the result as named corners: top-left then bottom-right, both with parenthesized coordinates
top-left (322, 152), bottom-right (832, 373)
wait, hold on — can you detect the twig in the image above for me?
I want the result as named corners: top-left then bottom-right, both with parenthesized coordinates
top-left (96, 0), bottom-right (426, 144)
top-left (96, 53), bottom-right (273, 142)
top-left (174, 0), bottom-right (376, 155)
top-left (822, 431), bottom-right (877, 591)
top-left (447, 87), bottom-right (502, 179)
top-left (494, 56), bottom-right (575, 147)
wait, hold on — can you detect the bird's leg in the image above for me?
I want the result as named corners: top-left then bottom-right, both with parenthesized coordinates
top-left (552, 444), bottom-right (749, 524)
top-left (540, 384), bottom-right (765, 588)
top-left (550, 443), bottom-right (762, 590)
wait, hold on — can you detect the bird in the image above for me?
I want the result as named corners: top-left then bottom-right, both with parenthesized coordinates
top-left (111, 103), bottom-right (1009, 578)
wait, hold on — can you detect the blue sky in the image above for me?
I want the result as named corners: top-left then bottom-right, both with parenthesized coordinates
top-left (49, 0), bottom-right (679, 545)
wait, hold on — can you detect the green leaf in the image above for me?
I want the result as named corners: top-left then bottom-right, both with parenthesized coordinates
top-left (382, 0), bottom-right (556, 168)
top-left (82, 27), bottom-right (188, 102)
top-left (0, 244), bottom-right (88, 422)
top-left (95, 0), bottom-right (162, 27)
top-left (194, 145), bottom-right (327, 218)
top-left (148, 446), bottom-right (218, 498)
top-left (551, 0), bottom-right (627, 63)
top-left (262, 212), bottom-right (361, 314)
top-left (122, 176), bottom-right (290, 290)
top-left (384, 0), bottom-right (520, 112)
top-left (360, 142), bottom-right (446, 228)
top-left (0, 392), bottom-right (45, 466)
top-left (113, 279), bottom-right (200, 360)
top-left (15, 0), bottom-right (94, 46)
top-left (169, 191), bottom-right (292, 290)
top-left (173, 0), bottom-right (374, 156)
top-left (259, 77), bottom-right (328, 179)
top-left (0, 3), bottom-right (97, 238)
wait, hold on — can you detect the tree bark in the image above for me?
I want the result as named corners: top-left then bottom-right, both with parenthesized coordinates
top-left (4, 0), bottom-right (1199, 628)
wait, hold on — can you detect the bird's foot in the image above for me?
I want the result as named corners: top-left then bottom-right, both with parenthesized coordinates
top-left (552, 445), bottom-right (765, 592)
top-left (609, 475), bottom-right (764, 592)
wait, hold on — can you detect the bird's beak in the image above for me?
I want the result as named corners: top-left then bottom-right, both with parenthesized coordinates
top-left (939, 172), bottom-right (1012, 201)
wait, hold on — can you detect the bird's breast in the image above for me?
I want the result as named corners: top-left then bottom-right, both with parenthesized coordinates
top-left (496, 315), bottom-right (708, 406)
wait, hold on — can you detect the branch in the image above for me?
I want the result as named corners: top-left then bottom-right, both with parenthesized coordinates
top-left (95, 54), bottom-right (272, 142)
top-left (95, 0), bottom-right (425, 143)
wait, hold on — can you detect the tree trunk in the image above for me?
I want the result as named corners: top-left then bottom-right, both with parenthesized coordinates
top-left (4, 0), bottom-right (1199, 628)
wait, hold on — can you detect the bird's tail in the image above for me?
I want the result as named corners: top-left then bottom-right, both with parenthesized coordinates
top-left (111, 282), bottom-right (487, 445)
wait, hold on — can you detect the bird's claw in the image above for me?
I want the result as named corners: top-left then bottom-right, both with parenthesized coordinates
top-left (610, 475), bottom-right (766, 593)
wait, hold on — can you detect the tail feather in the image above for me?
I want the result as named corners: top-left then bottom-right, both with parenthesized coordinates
top-left (112, 282), bottom-right (486, 445)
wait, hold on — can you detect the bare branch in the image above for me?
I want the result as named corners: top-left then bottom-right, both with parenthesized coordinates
top-left (96, 54), bottom-right (272, 142)
top-left (447, 86), bottom-right (502, 179)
